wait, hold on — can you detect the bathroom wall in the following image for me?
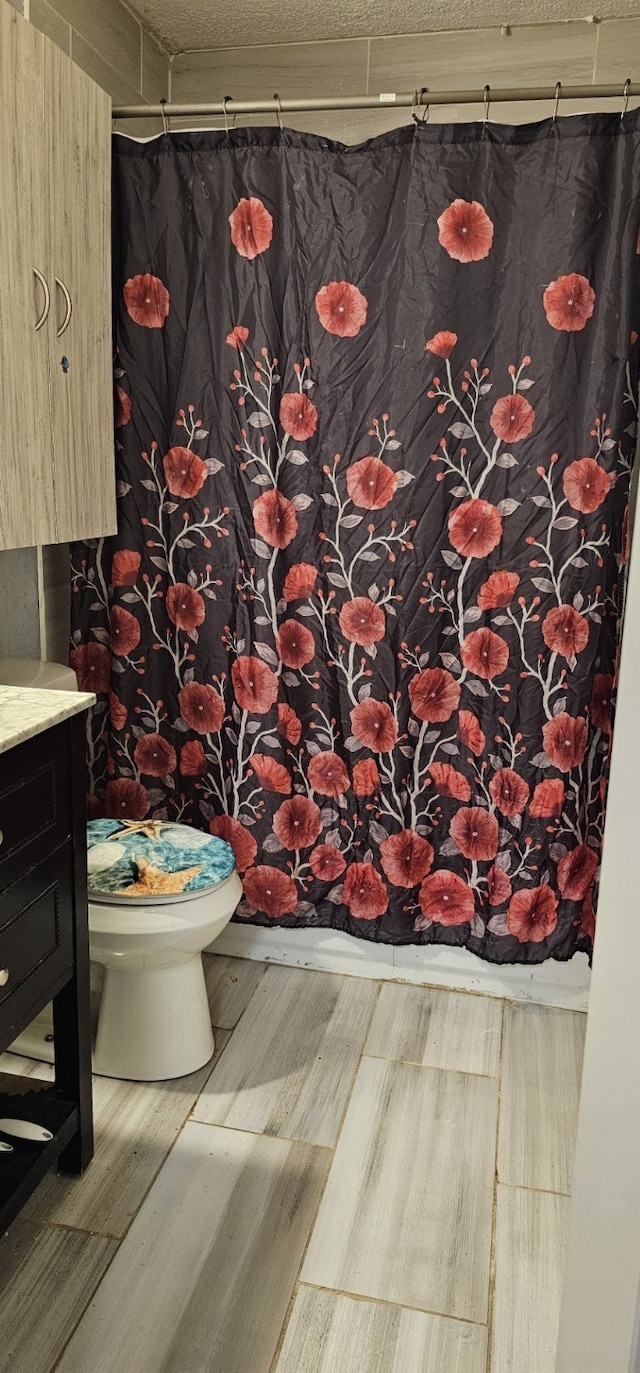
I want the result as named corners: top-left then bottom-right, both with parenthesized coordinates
top-left (555, 450), bottom-right (640, 1368)
top-left (170, 16), bottom-right (640, 137)
top-left (0, 0), bottom-right (170, 668)
top-left (28, 0), bottom-right (169, 127)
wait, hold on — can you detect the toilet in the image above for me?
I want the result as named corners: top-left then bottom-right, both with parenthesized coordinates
top-left (87, 818), bottom-right (241, 1080)
top-left (0, 659), bottom-right (242, 1081)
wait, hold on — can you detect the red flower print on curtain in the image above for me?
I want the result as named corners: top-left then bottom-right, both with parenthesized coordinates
top-left (563, 458), bottom-right (611, 512)
top-left (180, 740), bottom-right (207, 776)
top-left (253, 489), bottom-right (298, 548)
top-left (448, 500), bottom-right (503, 557)
top-left (507, 887), bottom-right (558, 942)
top-left (123, 273), bottom-right (170, 328)
top-left (116, 387), bottom-right (131, 427)
top-left (543, 274), bottom-right (596, 331)
top-left (418, 871), bottom-right (475, 927)
top-left (426, 331), bottom-right (458, 358)
top-left (163, 447), bottom-right (207, 499)
top-left (73, 119), bottom-right (640, 966)
top-left (209, 814), bottom-right (257, 872)
top-left (437, 200), bottom-right (494, 262)
top-left (229, 197), bottom-right (273, 259)
top-left (111, 550), bottom-right (141, 586)
top-left (315, 281), bottom-right (368, 336)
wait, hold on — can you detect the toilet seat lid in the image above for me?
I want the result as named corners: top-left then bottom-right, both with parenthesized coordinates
top-left (86, 819), bottom-right (236, 905)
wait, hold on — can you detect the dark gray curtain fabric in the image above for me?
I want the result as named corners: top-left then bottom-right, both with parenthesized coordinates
top-left (72, 114), bottom-right (640, 962)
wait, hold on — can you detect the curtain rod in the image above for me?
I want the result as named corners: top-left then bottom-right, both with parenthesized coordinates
top-left (112, 82), bottom-right (639, 120)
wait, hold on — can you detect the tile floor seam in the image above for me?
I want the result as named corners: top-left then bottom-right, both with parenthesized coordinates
top-left (48, 1233), bottom-right (125, 1373)
top-left (191, 965), bottom-right (378, 1145)
top-left (184, 1116), bottom-right (340, 1144)
top-left (302, 1055), bottom-right (498, 1325)
top-left (187, 1020), bottom-right (239, 1113)
top-left (201, 952), bottom-right (268, 1036)
top-left (35, 1217), bottom-right (122, 1240)
top-left (362, 1050), bottom-right (501, 1080)
top-left (267, 979), bottom-right (384, 1365)
top-left (497, 1178), bottom-right (571, 1198)
top-left (485, 998), bottom-right (506, 1373)
top-left (268, 1277), bottom-right (302, 1373)
top-left (297, 1278), bottom-right (491, 1327)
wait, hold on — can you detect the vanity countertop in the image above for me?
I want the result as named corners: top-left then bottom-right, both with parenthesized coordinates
top-left (0, 686), bottom-right (95, 756)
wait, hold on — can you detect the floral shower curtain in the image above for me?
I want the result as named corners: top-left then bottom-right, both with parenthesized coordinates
top-left (72, 114), bottom-right (640, 963)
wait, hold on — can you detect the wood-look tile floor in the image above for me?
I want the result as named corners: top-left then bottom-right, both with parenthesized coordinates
top-left (0, 956), bottom-right (585, 1373)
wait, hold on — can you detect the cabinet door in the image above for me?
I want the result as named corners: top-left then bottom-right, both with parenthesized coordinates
top-left (45, 40), bottom-right (117, 543)
top-left (0, 2), bottom-right (57, 549)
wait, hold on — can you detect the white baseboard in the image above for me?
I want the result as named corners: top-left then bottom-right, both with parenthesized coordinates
top-left (212, 924), bottom-right (591, 1011)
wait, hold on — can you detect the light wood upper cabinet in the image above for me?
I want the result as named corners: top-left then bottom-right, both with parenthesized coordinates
top-left (0, 12), bottom-right (55, 550)
top-left (0, 0), bottom-right (116, 550)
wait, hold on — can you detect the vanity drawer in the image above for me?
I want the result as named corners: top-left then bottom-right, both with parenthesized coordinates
top-left (0, 844), bottom-right (74, 1036)
top-left (0, 724), bottom-right (72, 893)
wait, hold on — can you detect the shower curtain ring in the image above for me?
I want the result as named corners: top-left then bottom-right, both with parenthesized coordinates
top-left (482, 84), bottom-right (491, 124)
top-left (622, 78), bottom-right (631, 120)
top-left (160, 98), bottom-right (169, 136)
top-left (412, 87), bottom-right (429, 124)
top-left (553, 82), bottom-right (562, 122)
top-left (273, 92), bottom-right (284, 131)
top-left (222, 94), bottom-right (232, 137)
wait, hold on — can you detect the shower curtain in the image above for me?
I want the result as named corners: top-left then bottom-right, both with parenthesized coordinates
top-left (72, 114), bottom-right (640, 963)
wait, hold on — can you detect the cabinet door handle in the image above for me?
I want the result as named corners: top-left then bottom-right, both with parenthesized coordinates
top-left (55, 277), bottom-right (73, 338)
top-left (33, 267), bottom-right (50, 331)
top-left (0, 970), bottom-right (9, 988)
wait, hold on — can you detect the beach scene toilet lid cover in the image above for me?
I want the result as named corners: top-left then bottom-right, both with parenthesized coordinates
top-left (86, 819), bottom-right (236, 904)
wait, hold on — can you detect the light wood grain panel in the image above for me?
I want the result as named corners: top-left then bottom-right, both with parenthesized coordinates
top-left (302, 1057), bottom-right (498, 1321)
top-left (70, 32), bottom-right (141, 103)
top-left (52, 0), bottom-right (141, 90)
top-left (365, 983), bottom-right (502, 1076)
top-left (30, 0), bottom-right (71, 53)
top-left (192, 965), bottom-right (377, 1145)
top-left (0, 1216), bottom-right (116, 1373)
top-left (595, 18), bottom-right (640, 83)
top-left (368, 23), bottom-right (597, 94)
top-left (46, 37), bottom-right (117, 542)
top-left (56, 1121), bottom-right (330, 1373)
top-left (0, 2), bottom-right (56, 551)
top-left (498, 1003), bottom-right (585, 1193)
top-left (141, 28), bottom-right (168, 103)
top-left (171, 39), bottom-right (369, 103)
top-left (275, 1286), bottom-right (488, 1373)
top-left (202, 952), bottom-right (266, 1029)
top-left (490, 1185), bottom-right (569, 1373)
top-left (25, 1032), bottom-right (230, 1237)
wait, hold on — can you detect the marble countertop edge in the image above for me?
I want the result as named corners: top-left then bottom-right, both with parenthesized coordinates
top-left (0, 685), bottom-right (96, 755)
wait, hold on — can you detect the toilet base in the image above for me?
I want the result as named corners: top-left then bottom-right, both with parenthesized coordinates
top-left (93, 955), bottom-right (215, 1081)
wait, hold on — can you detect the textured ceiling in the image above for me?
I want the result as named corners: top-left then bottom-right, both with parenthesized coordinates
top-left (127, 0), bottom-right (640, 53)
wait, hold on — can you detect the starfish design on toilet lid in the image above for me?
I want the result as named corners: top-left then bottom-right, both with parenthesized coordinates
top-left (115, 857), bottom-right (205, 897)
top-left (105, 819), bottom-right (168, 841)
top-left (87, 818), bottom-right (236, 903)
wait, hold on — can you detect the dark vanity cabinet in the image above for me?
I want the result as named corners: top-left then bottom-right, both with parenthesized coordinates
top-left (0, 710), bottom-right (93, 1229)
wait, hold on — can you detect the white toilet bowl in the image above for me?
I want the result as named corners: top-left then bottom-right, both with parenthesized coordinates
top-left (0, 661), bottom-right (244, 1083)
top-left (89, 872), bottom-right (242, 1081)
